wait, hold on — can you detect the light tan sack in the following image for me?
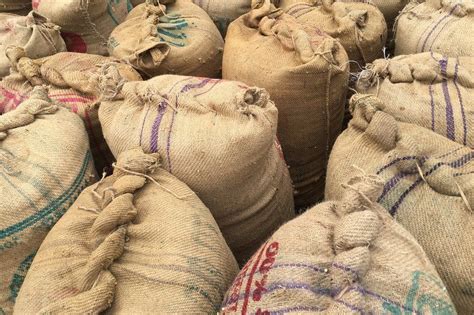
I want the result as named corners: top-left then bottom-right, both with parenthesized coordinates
top-left (357, 52), bottom-right (474, 148)
top-left (395, 0), bottom-right (474, 57)
top-left (14, 148), bottom-right (239, 314)
top-left (34, 0), bottom-right (131, 55)
top-left (0, 86), bottom-right (96, 314)
top-left (99, 74), bottom-right (295, 264)
top-left (326, 94), bottom-right (474, 313)
top-left (223, 0), bottom-right (349, 209)
top-left (221, 174), bottom-right (456, 314)
top-left (108, 0), bottom-right (224, 78)
top-left (0, 12), bottom-right (66, 78)
top-left (0, 0), bottom-right (30, 14)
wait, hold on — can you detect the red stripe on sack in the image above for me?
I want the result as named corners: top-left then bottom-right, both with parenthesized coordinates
top-left (241, 242), bottom-right (268, 315)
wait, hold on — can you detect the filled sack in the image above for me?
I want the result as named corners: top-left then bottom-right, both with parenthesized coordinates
top-left (223, 0), bottom-right (349, 209)
top-left (357, 52), bottom-right (474, 147)
top-left (0, 86), bottom-right (96, 314)
top-left (395, 0), bottom-right (474, 57)
top-left (14, 148), bottom-right (239, 314)
top-left (326, 94), bottom-right (474, 314)
top-left (0, 49), bottom-right (142, 174)
top-left (99, 74), bottom-right (295, 264)
top-left (221, 174), bottom-right (456, 314)
top-left (0, 12), bottom-right (66, 78)
top-left (108, 0), bottom-right (224, 78)
top-left (34, 0), bottom-right (131, 55)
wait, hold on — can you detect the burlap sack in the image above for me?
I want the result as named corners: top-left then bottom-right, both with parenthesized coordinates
top-left (14, 148), bottom-right (238, 314)
top-left (0, 0), bottom-right (30, 14)
top-left (108, 0), bottom-right (224, 78)
top-left (0, 12), bottom-right (66, 78)
top-left (0, 49), bottom-right (142, 174)
top-left (34, 0), bottom-right (130, 55)
top-left (221, 174), bottom-right (456, 314)
top-left (283, 0), bottom-right (387, 71)
top-left (357, 52), bottom-right (474, 148)
top-left (395, 0), bottom-right (474, 57)
top-left (223, 0), bottom-right (349, 209)
top-left (98, 74), bottom-right (295, 264)
top-left (0, 86), bottom-right (96, 315)
top-left (325, 94), bottom-right (474, 313)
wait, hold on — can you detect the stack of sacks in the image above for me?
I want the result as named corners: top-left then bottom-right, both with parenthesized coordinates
top-left (0, 49), bottom-right (143, 173)
top-left (221, 174), bottom-right (456, 314)
top-left (0, 0), bottom-right (30, 15)
top-left (34, 0), bottom-right (131, 55)
top-left (0, 86), bottom-right (96, 314)
top-left (108, 0), bottom-right (224, 78)
top-left (0, 12), bottom-right (66, 78)
top-left (14, 148), bottom-right (239, 314)
top-left (326, 94), bottom-right (474, 313)
top-left (357, 52), bottom-right (474, 147)
top-left (223, 0), bottom-right (349, 209)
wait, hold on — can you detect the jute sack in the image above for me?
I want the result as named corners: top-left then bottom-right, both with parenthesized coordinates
top-left (108, 0), bottom-right (224, 78)
top-left (223, 0), bottom-right (349, 209)
top-left (34, 0), bottom-right (131, 55)
top-left (395, 0), bottom-right (474, 57)
top-left (221, 174), bottom-right (456, 314)
top-left (0, 49), bottom-right (142, 174)
top-left (98, 74), bottom-right (295, 264)
top-left (283, 0), bottom-right (387, 71)
top-left (357, 52), bottom-right (474, 148)
top-left (14, 148), bottom-right (239, 314)
top-left (0, 86), bottom-right (96, 315)
top-left (0, 0), bottom-right (30, 14)
top-left (325, 94), bottom-right (474, 314)
top-left (0, 12), bottom-right (66, 78)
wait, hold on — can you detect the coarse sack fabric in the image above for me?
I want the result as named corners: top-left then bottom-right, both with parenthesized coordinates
top-left (223, 0), bottom-right (349, 209)
top-left (108, 0), bottom-right (224, 78)
top-left (395, 0), bottom-right (474, 57)
top-left (337, 0), bottom-right (410, 27)
top-left (0, 0), bottom-right (30, 13)
top-left (14, 148), bottom-right (239, 314)
top-left (98, 74), bottom-right (295, 264)
top-left (221, 174), bottom-right (456, 314)
top-left (0, 86), bottom-right (96, 315)
top-left (357, 52), bottom-right (474, 148)
top-left (0, 11), bottom-right (66, 78)
top-left (325, 94), bottom-right (474, 314)
top-left (283, 0), bottom-right (387, 71)
top-left (34, 0), bottom-right (131, 55)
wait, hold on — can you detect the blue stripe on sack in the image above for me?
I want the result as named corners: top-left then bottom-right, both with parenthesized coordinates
top-left (0, 151), bottom-right (91, 239)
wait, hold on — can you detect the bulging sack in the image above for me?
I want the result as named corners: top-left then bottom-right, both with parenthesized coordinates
top-left (0, 86), bottom-right (96, 314)
top-left (14, 148), bottom-right (239, 314)
top-left (395, 0), bottom-right (474, 57)
top-left (98, 74), bottom-right (295, 264)
top-left (223, 0), bottom-right (349, 209)
top-left (357, 52), bottom-right (474, 148)
top-left (326, 94), bottom-right (474, 314)
top-left (34, 0), bottom-right (131, 55)
top-left (221, 174), bottom-right (456, 314)
top-left (0, 11), bottom-right (66, 78)
top-left (0, 49), bottom-right (142, 174)
top-left (108, 0), bottom-right (224, 78)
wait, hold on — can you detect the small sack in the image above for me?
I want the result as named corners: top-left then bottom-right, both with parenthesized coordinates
top-left (223, 0), bottom-right (349, 209)
top-left (108, 0), bottom-right (224, 78)
top-left (0, 0), bottom-right (30, 14)
top-left (221, 174), bottom-right (456, 314)
top-left (395, 0), bottom-right (474, 57)
top-left (34, 0), bottom-right (131, 55)
top-left (0, 12), bottom-right (66, 78)
top-left (326, 94), bottom-right (474, 314)
top-left (99, 74), bottom-right (295, 264)
top-left (357, 52), bottom-right (474, 148)
top-left (0, 87), bottom-right (96, 314)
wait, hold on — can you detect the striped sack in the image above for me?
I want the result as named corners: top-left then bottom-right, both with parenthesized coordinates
top-left (221, 174), bottom-right (455, 314)
top-left (356, 52), bottom-right (474, 148)
top-left (98, 74), bottom-right (295, 264)
top-left (14, 148), bottom-right (239, 314)
top-left (325, 94), bottom-right (474, 314)
top-left (0, 86), bottom-right (96, 315)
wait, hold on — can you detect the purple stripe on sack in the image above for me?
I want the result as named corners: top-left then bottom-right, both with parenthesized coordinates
top-left (149, 100), bottom-right (168, 153)
top-left (180, 78), bottom-right (212, 93)
top-left (429, 78), bottom-right (436, 131)
top-left (266, 305), bottom-right (326, 314)
top-left (440, 58), bottom-right (455, 141)
top-left (376, 156), bottom-right (420, 175)
top-left (333, 299), bottom-right (366, 313)
top-left (453, 60), bottom-right (467, 145)
top-left (193, 79), bottom-right (221, 97)
top-left (420, 5), bottom-right (459, 52)
top-left (428, 14), bottom-right (456, 51)
top-left (166, 99), bottom-right (177, 174)
top-left (273, 262), bottom-right (328, 274)
top-left (378, 172), bottom-right (410, 203)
